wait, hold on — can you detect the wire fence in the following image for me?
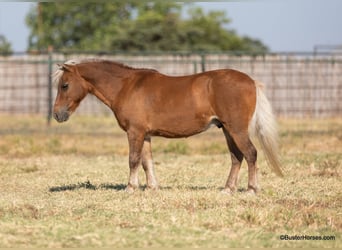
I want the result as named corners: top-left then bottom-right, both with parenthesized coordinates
top-left (0, 52), bottom-right (341, 122)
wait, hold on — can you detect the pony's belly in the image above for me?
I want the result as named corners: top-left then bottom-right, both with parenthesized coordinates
top-left (149, 116), bottom-right (221, 138)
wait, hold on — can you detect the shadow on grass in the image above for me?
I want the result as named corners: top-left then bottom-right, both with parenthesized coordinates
top-left (49, 180), bottom-right (126, 192)
top-left (49, 180), bottom-right (222, 193)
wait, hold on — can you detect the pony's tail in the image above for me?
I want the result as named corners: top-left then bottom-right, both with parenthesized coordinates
top-left (249, 81), bottom-right (284, 177)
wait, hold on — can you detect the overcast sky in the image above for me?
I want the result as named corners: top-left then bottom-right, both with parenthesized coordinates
top-left (0, 1), bottom-right (341, 52)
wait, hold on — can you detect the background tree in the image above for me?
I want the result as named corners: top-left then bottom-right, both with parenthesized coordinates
top-left (26, 2), bottom-right (268, 53)
top-left (26, 2), bottom-right (138, 51)
top-left (0, 34), bottom-right (12, 55)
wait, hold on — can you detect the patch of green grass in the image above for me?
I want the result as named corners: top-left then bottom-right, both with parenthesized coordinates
top-left (162, 141), bottom-right (189, 155)
top-left (200, 142), bottom-right (227, 154)
top-left (0, 115), bottom-right (341, 247)
top-left (46, 137), bottom-right (62, 153)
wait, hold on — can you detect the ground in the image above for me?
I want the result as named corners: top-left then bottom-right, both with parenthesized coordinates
top-left (0, 115), bottom-right (341, 247)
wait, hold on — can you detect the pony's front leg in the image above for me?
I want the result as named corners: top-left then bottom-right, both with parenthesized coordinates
top-left (142, 137), bottom-right (158, 190)
top-left (126, 130), bottom-right (145, 193)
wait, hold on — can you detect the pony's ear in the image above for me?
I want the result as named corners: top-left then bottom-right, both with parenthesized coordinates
top-left (57, 63), bottom-right (75, 72)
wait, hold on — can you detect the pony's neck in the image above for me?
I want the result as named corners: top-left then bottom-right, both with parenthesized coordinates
top-left (77, 62), bottom-right (133, 109)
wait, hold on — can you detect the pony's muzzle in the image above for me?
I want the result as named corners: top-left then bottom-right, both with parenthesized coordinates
top-left (53, 107), bottom-right (70, 123)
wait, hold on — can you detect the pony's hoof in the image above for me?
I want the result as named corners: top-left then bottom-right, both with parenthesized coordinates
top-left (146, 185), bottom-right (159, 191)
top-left (221, 188), bottom-right (234, 195)
top-left (125, 185), bottom-right (136, 193)
top-left (246, 188), bottom-right (258, 195)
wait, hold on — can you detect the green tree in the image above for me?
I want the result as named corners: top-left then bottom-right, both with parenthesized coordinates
top-left (118, 2), bottom-right (185, 51)
top-left (26, 2), bottom-right (139, 51)
top-left (0, 34), bottom-right (12, 55)
top-left (26, 2), bottom-right (268, 53)
top-left (182, 7), bottom-right (243, 51)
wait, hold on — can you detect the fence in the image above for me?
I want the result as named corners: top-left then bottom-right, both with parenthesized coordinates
top-left (0, 52), bottom-right (341, 122)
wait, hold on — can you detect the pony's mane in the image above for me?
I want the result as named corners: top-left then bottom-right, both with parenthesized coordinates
top-left (52, 58), bottom-right (157, 86)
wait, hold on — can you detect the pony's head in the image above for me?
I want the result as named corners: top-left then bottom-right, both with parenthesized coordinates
top-left (52, 60), bottom-right (89, 123)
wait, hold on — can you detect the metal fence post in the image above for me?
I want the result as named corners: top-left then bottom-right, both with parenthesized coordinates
top-left (193, 61), bottom-right (198, 74)
top-left (47, 51), bottom-right (53, 126)
top-left (200, 53), bottom-right (206, 72)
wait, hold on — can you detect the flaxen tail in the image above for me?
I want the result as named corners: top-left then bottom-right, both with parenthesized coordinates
top-left (249, 81), bottom-right (284, 177)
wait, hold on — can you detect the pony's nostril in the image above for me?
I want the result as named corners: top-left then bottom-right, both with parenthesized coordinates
top-left (53, 112), bottom-right (59, 121)
top-left (53, 111), bottom-right (69, 123)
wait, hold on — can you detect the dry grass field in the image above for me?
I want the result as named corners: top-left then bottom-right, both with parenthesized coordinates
top-left (0, 114), bottom-right (340, 248)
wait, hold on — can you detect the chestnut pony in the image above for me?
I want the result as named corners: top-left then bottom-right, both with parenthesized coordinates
top-left (53, 59), bottom-right (283, 194)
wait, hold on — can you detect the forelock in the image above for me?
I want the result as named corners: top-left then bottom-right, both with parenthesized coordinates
top-left (52, 59), bottom-right (81, 86)
top-left (52, 68), bottom-right (64, 86)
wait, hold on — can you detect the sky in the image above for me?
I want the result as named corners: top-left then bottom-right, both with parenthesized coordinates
top-left (0, 0), bottom-right (341, 52)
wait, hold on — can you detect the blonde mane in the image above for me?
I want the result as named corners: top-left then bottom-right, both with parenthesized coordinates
top-left (52, 58), bottom-right (157, 86)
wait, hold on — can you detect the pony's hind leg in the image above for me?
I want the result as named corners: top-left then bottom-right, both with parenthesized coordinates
top-left (232, 131), bottom-right (259, 193)
top-left (141, 137), bottom-right (158, 190)
top-left (223, 127), bottom-right (259, 194)
top-left (222, 128), bottom-right (244, 193)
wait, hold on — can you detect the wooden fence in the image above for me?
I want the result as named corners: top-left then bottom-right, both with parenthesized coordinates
top-left (0, 52), bottom-right (341, 120)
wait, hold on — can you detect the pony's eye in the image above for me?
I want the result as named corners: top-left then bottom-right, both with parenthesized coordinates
top-left (61, 83), bottom-right (69, 90)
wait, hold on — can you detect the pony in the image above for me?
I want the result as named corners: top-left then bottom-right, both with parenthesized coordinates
top-left (53, 58), bottom-right (283, 194)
